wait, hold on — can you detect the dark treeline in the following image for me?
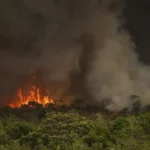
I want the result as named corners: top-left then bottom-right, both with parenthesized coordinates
top-left (0, 95), bottom-right (150, 122)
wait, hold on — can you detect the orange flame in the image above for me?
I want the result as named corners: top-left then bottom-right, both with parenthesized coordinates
top-left (8, 70), bottom-right (55, 108)
top-left (9, 87), bottom-right (55, 108)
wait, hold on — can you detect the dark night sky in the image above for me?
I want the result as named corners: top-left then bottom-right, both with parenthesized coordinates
top-left (124, 0), bottom-right (150, 64)
top-left (0, 0), bottom-right (150, 63)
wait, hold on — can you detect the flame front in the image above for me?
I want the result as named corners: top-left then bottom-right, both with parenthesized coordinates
top-left (9, 87), bottom-right (54, 108)
top-left (8, 69), bottom-right (55, 108)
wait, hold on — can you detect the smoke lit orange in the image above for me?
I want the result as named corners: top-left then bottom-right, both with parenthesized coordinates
top-left (9, 87), bottom-right (54, 108)
top-left (8, 69), bottom-right (55, 108)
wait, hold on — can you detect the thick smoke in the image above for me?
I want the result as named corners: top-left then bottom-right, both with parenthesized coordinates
top-left (0, 0), bottom-right (150, 110)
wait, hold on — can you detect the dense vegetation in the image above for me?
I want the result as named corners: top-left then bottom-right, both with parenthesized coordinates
top-left (0, 98), bottom-right (150, 150)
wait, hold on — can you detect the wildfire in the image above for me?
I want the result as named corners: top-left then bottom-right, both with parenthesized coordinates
top-left (9, 69), bottom-right (55, 108)
top-left (9, 87), bottom-right (54, 108)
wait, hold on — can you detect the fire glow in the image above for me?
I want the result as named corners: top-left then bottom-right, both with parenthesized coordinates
top-left (9, 87), bottom-right (54, 108)
top-left (9, 70), bottom-right (55, 108)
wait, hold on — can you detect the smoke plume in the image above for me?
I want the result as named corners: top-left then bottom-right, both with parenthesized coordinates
top-left (0, 0), bottom-right (150, 110)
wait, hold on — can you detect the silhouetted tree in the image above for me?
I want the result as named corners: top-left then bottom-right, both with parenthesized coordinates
top-left (38, 108), bottom-right (46, 121)
top-left (118, 108), bottom-right (129, 116)
top-left (141, 104), bottom-right (150, 113)
top-left (130, 95), bottom-right (141, 114)
top-left (71, 99), bottom-right (85, 111)
top-left (28, 101), bottom-right (43, 109)
top-left (45, 103), bottom-right (56, 111)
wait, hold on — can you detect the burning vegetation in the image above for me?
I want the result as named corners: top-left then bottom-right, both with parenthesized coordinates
top-left (8, 69), bottom-right (55, 108)
top-left (9, 87), bottom-right (54, 108)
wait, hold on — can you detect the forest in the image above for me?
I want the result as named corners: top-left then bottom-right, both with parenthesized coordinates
top-left (0, 97), bottom-right (150, 150)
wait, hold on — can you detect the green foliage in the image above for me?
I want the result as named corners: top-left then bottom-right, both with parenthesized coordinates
top-left (5, 121), bottom-right (35, 140)
top-left (40, 112), bottom-right (91, 137)
top-left (84, 114), bottom-right (114, 149)
top-left (138, 112), bottom-right (150, 134)
top-left (0, 129), bottom-right (9, 145)
top-left (23, 112), bottom-right (92, 149)
top-left (0, 108), bottom-right (150, 150)
top-left (0, 141), bottom-right (31, 150)
top-left (111, 114), bottom-right (150, 149)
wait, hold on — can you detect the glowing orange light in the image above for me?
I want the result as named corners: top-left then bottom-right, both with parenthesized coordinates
top-left (9, 104), bottom-right (15, 108)
top-left (8, 70), bottom-right (55, 108)
top-left (9, 87), bottom-right (55, 108)
top-left (32, 76), bottom-right (36, 79)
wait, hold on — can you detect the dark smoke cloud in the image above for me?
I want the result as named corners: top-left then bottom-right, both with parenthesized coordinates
top-left (0, 0), bottom-right (150, 110)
